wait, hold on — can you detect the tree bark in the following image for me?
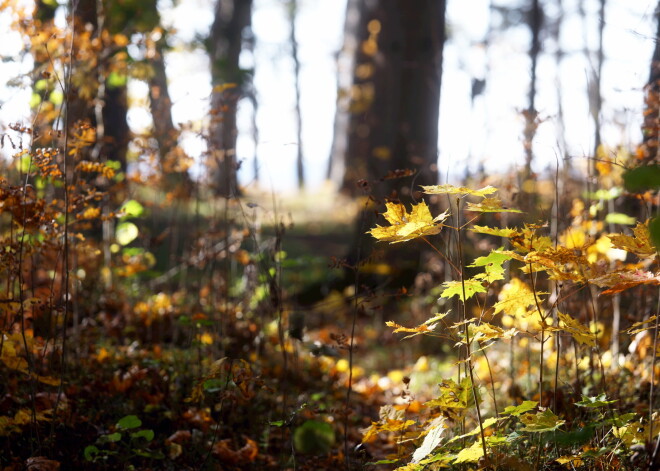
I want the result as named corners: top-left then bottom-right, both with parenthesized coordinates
top-left (639, 0), bottom-right (660, 163)
top-left (208, 0), bottom-right (253, 197)
top-left (329, 0), bottom-right (446, 202)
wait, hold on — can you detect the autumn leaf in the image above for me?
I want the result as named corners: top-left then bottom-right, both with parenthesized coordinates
top-left (609, 221), bottom-right (656, 258)
top-left (411, 417), bottom-right (447, 463)
top-left (421, 184), bottom-right (498, 198)
top-left (520, 409), bottom-right (565, 432)
top-left (386, 320), bottom-right (436, 339)
top-left (439, 279), bottom-right (487, 301)
top-left (575, 393), bottom-right (617, 408)
top-left (492, 278), bottom-right (539, 318)
top-left (453, 441), bottom-right (484, 464)
top-left (558, 312), bottom-right (596, 347)
top-left (469, 249), bottom-right (512, 283)
top-left (368, 201), bottom-right (448, 244)
top-left (470, 322), bottom-right (517, 343)
top-left (626, 316), bottom-right (657, 335)
top-left (591, 270), bottom-right (660, 295)
top-left (424, 377), bottom-right (471, 410)
top-left (502, 401), bottom-right (538, 416)
top-left (472, 225), bottom-right (521, 239)
top-left (465, 197), bottom-right (522, 213)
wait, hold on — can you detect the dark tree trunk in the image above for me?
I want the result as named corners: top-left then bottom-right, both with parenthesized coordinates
top-left (639, 0), bottom-right (660, 163)
top-left (330, 0), bottom-right (446, 202)
top-left (208, 0), bottom-right (253, 197)
top-left (148, 40), bottom-right (177, 165)
top-left (523, 0), bottom-right (542, 177)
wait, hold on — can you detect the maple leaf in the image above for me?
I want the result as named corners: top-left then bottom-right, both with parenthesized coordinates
top-left (472, 225), bottom-right (521, 238)
top-left (424, 377), bottom-right (472, 410)
top-left (591, 270), bottom-right (660, 295)
top-left (493, 278), bottom-right (539, 318)
top-left (626, 316), bottom-right (657, 335)
top-left (368, 201), bottom-right (448, 244)
top-left (386, 320), bottom-right (438, 339)
top-left (502, 401), bottom-right (538, 416)
top-left (470, 322), bottom-right (518, 343)
top-left (439, 279), bottom-right (487, 301)
top-left (411, 417), bottom-right (447, 463)
top-left (465, 197), bottom-right (522, 213)
top-left (421, 184), bottom-right (498, 198)
top-left (609, 221), bottom-right (656, 258)
top-left (520, 409), bottom-right (565, 432)
top-left (453, 441), bottom-right (484, 464)
top-left (469, 249), bottom-right (512, 283)
top-left (558, 312), bottom-right (596, 348)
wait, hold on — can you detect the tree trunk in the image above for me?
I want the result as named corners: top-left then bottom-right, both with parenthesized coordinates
top-left (208, 0), bottom-right (253, 197)
top-left (289, 0), bottom-right (305, 189)
top-left (523, 0), bottom-right (542, 177)
top-left (639, 0), bottom-right (660, 163)
top-left (329, 0), bottom-right (445, 202)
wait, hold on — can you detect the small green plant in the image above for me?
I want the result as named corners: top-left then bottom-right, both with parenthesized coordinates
top-left (84, 415), bottom-right (164, 466)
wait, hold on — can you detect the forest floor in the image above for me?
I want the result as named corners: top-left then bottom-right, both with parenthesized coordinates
top-left (1, 174), bottom-right (659, 470)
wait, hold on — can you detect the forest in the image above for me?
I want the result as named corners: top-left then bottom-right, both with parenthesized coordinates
top-left (1, 0), bottom-right (660, 469)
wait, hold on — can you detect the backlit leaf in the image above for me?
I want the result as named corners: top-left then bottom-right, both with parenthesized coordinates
top-left (368, 201), bottom-right (447, 244)
top-left (425, 377), bottom-right (471, 410)
top-left (439, 279), bottom-right (487, 301)
top-left (421, 184), bottom-right (498, 198)
top-left (493, 278), bottom-right (538, 318)
top-left (411, 417), bottom-right (447, 463)
top-left (520, 409), bottom-right (564, 432)
top-left (609, 221), bottom-right (656, 258)
top-left (502, 401), bottom-right (538, 416)
top-left (575, 393), bottom-right (617, 408)
top-left (453, 441), bottom-right (484, 463)
top-left (558, 312), bottom-right (596, 348)
top-left (466, 197), bottom-right (522, 213)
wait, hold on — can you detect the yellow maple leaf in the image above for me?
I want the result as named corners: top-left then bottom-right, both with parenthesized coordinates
top-left (386, 320), bottom-right (434, 335)
top-left (465, 197), bottom-right (522, 213)
top-left (609, 221), bottom-right (656, 258)
top-left (421, 184), bottom-right (498, 198)
top-left (558, 312), bottom-right (596, 347)
top-left (493, 278), bottom-right (539, 318)
top-left (368, 201), bottom-right (448, 244)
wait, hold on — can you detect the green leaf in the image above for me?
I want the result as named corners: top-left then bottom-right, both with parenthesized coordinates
top-left (546, 426), bottom-right (595, 446)
top-left (116, 222), bottom-right (139, 246)
top-left (502, 401), bottom-right (538, 416)
top-left (293, 420), bottom-right (335, 454)
top-left (117, 415), bottom-right (142, 430)
top-left (650, 217), bottom-right (660, 251)
top-left (84, 445), bottom-right (100, 461)
top-left (425, 378), bottom-right (472, 410)
top-left (99, 432), bottom-right (122, 443)
top-left (439, 279), bottom-right (486, 302)
top-left (131, 429), bottom-right (155, 441)
top-left (269, 420), bottom-right (284, 427)
top-left (520, 409), bottom-right (565, 432)
top-left (134, 449), bottom-right (165, 459)
top-left (469, 249), bottom-right (513, 268)
top-left (575, 393), bottom-right (617, 408)
top-left (605, 213), bottom-right (636, 225)
top-left (120, 199), bottom-right (145, 219)
top-left (623, 165), bottom-right (660, 192)
top-left (49, 90), bottom-right (64, 105)
top-left (107, 71), bottom-right (128, 88)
